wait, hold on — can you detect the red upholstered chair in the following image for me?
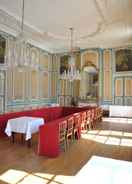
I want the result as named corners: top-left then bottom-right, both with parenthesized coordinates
top-left (66, 116), bottom-right (74, 147)
top-left (81, 111), bottom-right (87, 132)
top-left (73, 113), bottom-right (81, 139)
top-left (59, 120), bottom-right (67, 152)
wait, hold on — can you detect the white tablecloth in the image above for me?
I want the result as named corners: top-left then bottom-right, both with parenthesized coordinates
top-left (109, 105), bottom-right (132, 118)
top-left (5, 116), bottom-right (44, 140)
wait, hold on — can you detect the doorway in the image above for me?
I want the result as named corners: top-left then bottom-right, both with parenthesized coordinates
top-left (80, 65), bottom-right (98, 104)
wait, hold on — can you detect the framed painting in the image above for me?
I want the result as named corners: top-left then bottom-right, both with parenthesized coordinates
top-left (116, 49), bottom-right (132, 72)
top-left (60, 55), bottom-right (69, 74)
top-left (0, 36), bottom-right (6, 64)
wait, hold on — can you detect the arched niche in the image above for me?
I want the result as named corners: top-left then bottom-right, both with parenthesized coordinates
top-left (80, 50), bottom-right (99, 104)
top-left (81, 50), bottom-right (99, 69)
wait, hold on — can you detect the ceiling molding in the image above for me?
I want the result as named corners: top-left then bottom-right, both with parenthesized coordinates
top-left (0, 0), bottom-right (131, 52)
top-left (0, 8), bottom-right (53, 53)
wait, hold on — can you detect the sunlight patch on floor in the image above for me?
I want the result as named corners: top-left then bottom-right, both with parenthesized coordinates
top-left (103, 117), bottom-right (132, 124)
top-left (93, 135), bottom-right (107, 143)
top-left (111, 131), bottom-right (123, 136)
top-left (1, 156), bottom-right (132, 184)
top-left (105, 137), bottom-right (120, 145)
top-left (123, 132), bottom-right (132, 138)
top-left (71, 156), bottom-right (132, 184)
top-left (98, 130), bottom-right (111, 136)
top-left (87, 130), bottom-right (100, 135)
top-left (82, 129), bottom-right (132, 147)
top-left (34, 173), bottom-right (54, 180)
top-left (121, 138), bottom-right (132, 147)
top-left (82, 133), bottom-right (95, 139)
top-left (18, 174), bottom-right (48, 184)
top-left (0, 169), bottom-right (27, 184)
top-left (0, 169), bottom-right (74, 184)
top-left (54, 175), bottom-right (73, 184)
top-left (128, 119), bottom-right (132, 124)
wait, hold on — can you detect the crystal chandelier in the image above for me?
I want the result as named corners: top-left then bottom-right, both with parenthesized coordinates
top-left (13, 0), bottom-right (38, 70)
top-left (14, 0), bottom-right (27, 68)
top-left (60, 28), bottom-right (81, 82)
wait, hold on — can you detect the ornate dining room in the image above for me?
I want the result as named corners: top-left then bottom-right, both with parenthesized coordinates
top-left (0, 0), bottom-right (132, 184)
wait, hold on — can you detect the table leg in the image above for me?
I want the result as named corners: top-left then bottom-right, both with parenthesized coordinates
top-left (12, 132), bottom-right (15, 143)
top-left (27, 139), bottom-right (31, 148)
top-left (21, 134), bottom-right (24, 144)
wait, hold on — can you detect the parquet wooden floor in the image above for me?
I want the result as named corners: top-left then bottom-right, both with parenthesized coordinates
top-left (0, 118), bottom-right (132, 184)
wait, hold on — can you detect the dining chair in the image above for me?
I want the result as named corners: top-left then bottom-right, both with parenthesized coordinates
top-left (59, 120), bottom-right (67, 152)
top-left (66, 116), bottom-right (74, 147)
top-left (86, 110), bottom-right (92, 130)
top-left (73, 113), bottom-right (81, 139)
top-left (81, 111), bottom-right (87, 132)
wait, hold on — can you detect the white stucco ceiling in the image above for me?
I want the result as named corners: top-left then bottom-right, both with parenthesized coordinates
top-left (0, 0), bottom-right (132, 52)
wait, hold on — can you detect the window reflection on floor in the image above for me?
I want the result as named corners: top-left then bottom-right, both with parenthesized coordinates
top-left (0, 169), bottom-right (73, 184)
top-left (103, 117), bottom-right (132, 124)
top-left (82, 129), bottom-right (132, 147)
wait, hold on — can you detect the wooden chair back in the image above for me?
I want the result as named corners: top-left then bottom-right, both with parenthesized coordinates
top-left (67, 116), bottom-right (74, 136)
top-left (59, 120), bottom-right (67, 142)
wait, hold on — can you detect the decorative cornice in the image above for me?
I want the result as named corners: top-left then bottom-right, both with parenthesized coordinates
top-left (0, 9), bottom-right (53, 53)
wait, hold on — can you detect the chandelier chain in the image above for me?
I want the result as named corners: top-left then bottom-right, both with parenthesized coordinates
top-left (21, 0), bottom-right (25, 33)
